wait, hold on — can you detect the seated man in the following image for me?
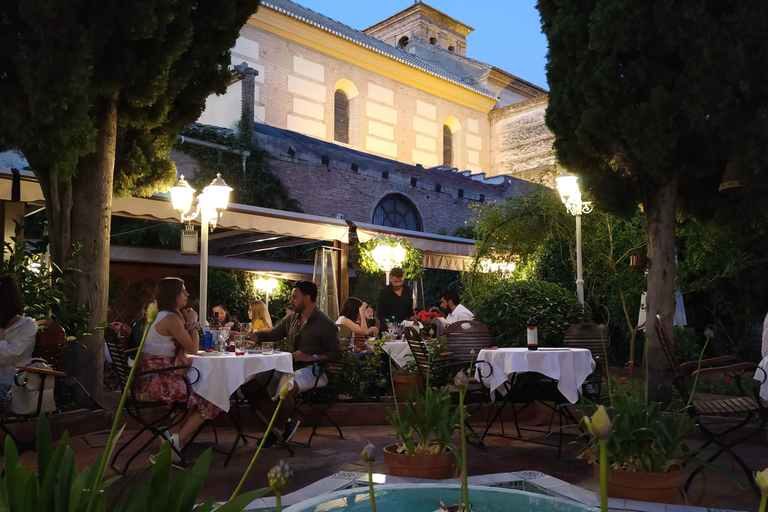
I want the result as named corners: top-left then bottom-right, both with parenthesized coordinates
top-left (438, 290), bottom-right (474, 327)
top-left (242, 280), bottom-right (341, 446)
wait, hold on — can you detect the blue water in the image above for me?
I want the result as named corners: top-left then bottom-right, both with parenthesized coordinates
top-left (282, 485), bottom-right (595, 512)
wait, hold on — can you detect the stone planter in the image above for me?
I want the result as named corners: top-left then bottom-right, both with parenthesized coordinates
top-left (593, 464), bottom-right (685, 503)
top-left (383, 443), bottom-right (456, 479)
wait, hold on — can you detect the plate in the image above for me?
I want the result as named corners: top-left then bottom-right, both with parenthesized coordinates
top-left (196, 351), bottom-right (228, 357)
top-left (246, 349), bottom-right (262, 354)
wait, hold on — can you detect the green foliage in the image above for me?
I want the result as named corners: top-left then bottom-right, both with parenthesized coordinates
top-left (179, 117), bottom-right (301, 212)
top-left (1, 225), bottom-right (95, 341)
top-left (473, 280), bottom-right (585, 348)
top-left (355, 237), bottom-right (423, 280)
top-left (206, 269), bottom-right (258, 321)
top-left (331, 349), bottom-right (386, 402)
top-left (110, 218), bottom-right (183, 249)
top-left (538, 1), bottom-right (768, 219)
top-left (579, 378), bottom-right (698, 473)
top-left (0, 415), bottom-right (268, 512)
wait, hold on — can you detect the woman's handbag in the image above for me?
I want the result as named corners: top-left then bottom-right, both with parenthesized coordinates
top-left (7, 359), bottom-right (57, 415)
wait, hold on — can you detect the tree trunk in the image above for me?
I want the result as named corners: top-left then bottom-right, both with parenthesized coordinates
top-left (643, 174), bottom-right (679, 401)
top-left (33, 94), bottom-right (118, 406)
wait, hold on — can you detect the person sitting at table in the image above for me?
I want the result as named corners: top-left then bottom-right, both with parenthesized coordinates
top-left (129, 299), bottom-right (155, 349)
top-left (242, 280), bottom-right (341, 447)
top-left (365, 304), bottom-right (378, 331)
top-left (133, 277), bottom-right (221, 458)
top-left (337, 297), bottom-right (378, 349)
top-left (248, 300), bottom-right (273, 331)
top-left (0, 275), bottom-right (37, 410)
top-left (437, 290), bottom-right (475, 327)
top-left (211, 301), bottom-right (241, 332)
top-left (376, 268), bottom-right (414, 327)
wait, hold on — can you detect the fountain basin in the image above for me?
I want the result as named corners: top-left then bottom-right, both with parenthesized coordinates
top-left (283, 484), bottom-right (596, 512)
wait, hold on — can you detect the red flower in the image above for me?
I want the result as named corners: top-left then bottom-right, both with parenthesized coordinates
top-left (725, 379), bottom-right (731, 384)
top-left (619, 377), bottom-right (627, 382)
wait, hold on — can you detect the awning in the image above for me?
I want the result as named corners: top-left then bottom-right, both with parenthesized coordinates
top-left (1, 168), bottom-right (476, 270)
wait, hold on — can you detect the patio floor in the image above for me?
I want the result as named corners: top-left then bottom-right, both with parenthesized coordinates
top-left (8, 414), bottom-right (766, 511)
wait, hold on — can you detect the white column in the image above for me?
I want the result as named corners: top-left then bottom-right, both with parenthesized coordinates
top-left (200, 215), bottom-right (209, 326)
top-left (575, 210), bottom-right (584, 304)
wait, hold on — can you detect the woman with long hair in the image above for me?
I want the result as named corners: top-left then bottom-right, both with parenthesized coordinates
top-left (133, 277), bottom-right (220, 458)
top-left (0, 275), bottom-right (37, 409)
top-left (336, 297), bottom-right (379, 349)
top-left (248, 300), bottom-right (272, 331)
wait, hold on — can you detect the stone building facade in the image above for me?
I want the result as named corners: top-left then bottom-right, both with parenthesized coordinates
top-left (189, 0), bottom-right (557, 235)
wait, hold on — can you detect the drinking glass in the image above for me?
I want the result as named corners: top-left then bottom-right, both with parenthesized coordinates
top-left (386, 322), bottom-right (397, 337)
top-left (234, 333), bottom-right (246, 356)
top-left (242, 322), bottom-right (252, 334)
top-left (262, 341), bottom-right (274, 355)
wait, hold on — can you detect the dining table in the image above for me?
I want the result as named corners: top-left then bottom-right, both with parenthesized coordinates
top-left (367, 339), bottom-right (414, 368)
top-left (189, 350), bottom-right (294, 412)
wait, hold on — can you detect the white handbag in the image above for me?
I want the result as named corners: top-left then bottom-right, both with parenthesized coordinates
top-left (7, 359), bottom-right (57, 415)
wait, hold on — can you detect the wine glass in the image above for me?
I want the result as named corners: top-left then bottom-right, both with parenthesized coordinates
top-left (219, 325), bottom-right (231, 343)
top-left (386, 322), bottom-right (397, 338)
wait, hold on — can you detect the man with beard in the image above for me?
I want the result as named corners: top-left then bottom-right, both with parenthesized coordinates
top-left (438, 289), bottom-right (474, 327)
top-left (243, 280), bottom-right (341, 447)
top-left (375, 267), bottom-right (414, 327)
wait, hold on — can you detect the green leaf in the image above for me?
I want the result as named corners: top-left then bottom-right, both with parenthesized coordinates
top-left (36, 413), bottom-right (52, 482)
top-left (177, 449), bottom-right (212, 512)
top-left (212, 489), bottom-right (270, 512)
top-left (147, 444), bottom-right (173, 512)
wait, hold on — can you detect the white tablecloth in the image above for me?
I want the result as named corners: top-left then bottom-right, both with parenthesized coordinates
top-left (474, 347), bottom-right (596, 404)
top-left (368, 340), bottom-right (414, 368)
top-left (189, 352), bottom-right (294, 412)
top-left (756, 356), bottom-right (768, 401)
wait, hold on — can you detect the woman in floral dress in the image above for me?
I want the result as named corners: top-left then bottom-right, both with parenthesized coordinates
top-left (134, 277), bottom-right (221, 453)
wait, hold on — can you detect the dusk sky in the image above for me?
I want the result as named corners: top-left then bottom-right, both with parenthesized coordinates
top-left (290, 0), bottom-right (550, 89)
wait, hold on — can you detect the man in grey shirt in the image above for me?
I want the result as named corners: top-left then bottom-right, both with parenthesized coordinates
top-left (244, 280), bottom-right (341, 447)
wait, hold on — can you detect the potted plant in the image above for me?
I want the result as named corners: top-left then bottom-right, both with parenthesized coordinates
top-left (391, 358), bottom-right (424, 399)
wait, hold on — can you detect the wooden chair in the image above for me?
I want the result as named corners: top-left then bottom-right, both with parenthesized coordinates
top-left (563, 322), bottom-right (612, 401)
top-left (105, 322), bottom-right (132, 391)
top-left (0, 320), bottom-right (67, 453)
top-left (445, 320), bottom-right (491, 363)
top-left (104, 326), bottom-right (194, 474)
top-left (655, 315), bottom-right (768, 492)
top-left (296, 325), bottom-right (350, 447)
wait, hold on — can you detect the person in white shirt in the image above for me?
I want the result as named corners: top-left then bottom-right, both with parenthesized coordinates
top-left (438, 290), bottom-right (474, 327)
top-left (761, 311), bottom-right (768, 358)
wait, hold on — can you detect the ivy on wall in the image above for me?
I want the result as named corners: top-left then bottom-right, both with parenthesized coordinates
top-left (354, 236), bottom-right (423, 280)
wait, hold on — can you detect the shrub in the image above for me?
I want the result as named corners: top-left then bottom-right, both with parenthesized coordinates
top-left (473, 280), bottom-right (585, 347)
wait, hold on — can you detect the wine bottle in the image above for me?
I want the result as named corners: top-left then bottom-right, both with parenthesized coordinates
top-left (527, 317), bottom-right (538, 351)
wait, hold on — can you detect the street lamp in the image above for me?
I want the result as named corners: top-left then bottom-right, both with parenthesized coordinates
top-left (371, 241), bottom-right (407, 284)
top-left (254, 275), bottom-right (279, 308)
top-left (170, 173), bottom-right (233, 325)
top-left (556, 170), bottom-right (592, 304)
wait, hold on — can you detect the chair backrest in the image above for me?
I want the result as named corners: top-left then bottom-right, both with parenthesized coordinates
top-left (34, 320), bottom-right (67, 369)
top-left (445, 320), bottom-right (490, 363)
top-left (337, 324), bottom-right (352, 347)
top-left (563, 322), bottom-right (611, 357)
top-left (654, 315), bottom-right (688, 392)
top-left (404, 327), bottom-right (453, 385)
top-left (104, 326), bottom-right (132, 389)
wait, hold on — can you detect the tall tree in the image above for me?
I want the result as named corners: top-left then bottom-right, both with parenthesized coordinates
top-left (537, 0), bottom-right (768, 393)
top-left (0, 0), bottom-right (261, 401)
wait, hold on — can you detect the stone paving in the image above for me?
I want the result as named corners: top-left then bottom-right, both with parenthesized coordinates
top-left (11, 418), bottom-right (765, 511)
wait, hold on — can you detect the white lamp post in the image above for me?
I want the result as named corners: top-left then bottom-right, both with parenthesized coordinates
top-left (371, 241), bottom-right (407, 284)
top-left (170, 173), bottom-right (233, 325)
top-left (555, 170), bottom-right (592, 304)
top-left (254, 275), bottom-right (279, 308)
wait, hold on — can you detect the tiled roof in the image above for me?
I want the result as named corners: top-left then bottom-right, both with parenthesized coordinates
top-left (259, 0), bottom-right (496, 98)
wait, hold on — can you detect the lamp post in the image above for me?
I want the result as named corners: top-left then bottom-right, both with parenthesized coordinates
top-left (556, 171), bottom-right (592, 304)
top-left (170, 173), bottom-right (233, 325)
top-left (370, 241), bottom-right (407, 284)
top-left (254, 275), bottom-right (279, 308)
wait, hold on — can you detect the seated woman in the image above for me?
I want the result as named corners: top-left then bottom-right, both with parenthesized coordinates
top-left (0, 275), bottom-right (37, 410)
top-left (133, 277), bottom-right (221, 458)
top-left (248, 300), bottom-right (272, 332)
top-left (336, 297), bottom-right (379, 350)
top-left (211, 301), bottom-right (241, 332)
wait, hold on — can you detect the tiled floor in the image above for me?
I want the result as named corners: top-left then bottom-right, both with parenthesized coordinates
top-left (5, 418), bottom-right (766, 511)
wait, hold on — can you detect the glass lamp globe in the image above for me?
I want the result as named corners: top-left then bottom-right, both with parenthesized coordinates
top-left (390, 243), bottom-right (407, 266)
top-left (169, 175), bottom-right (195, 213)
top-left (555, 170), bottom-right (581, 205)
top-left (203, 173), bottom-right (233, 211)
top-left (371, 243), bottom-right (394, 270)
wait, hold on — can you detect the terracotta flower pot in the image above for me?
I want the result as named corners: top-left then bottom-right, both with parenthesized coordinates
top-left (593, 464), bottom-right (685, 503)
top-left (383, 443), bottom-right (456, 479)
top-left (392, 375), bottom-right (424, 400)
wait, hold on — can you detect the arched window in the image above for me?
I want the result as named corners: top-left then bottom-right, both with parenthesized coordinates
top-left (429, 37), bottom-right (437, 45)
top-left (448, 45), bottom-right (455, 52)
top-left (443, 124), bottom-right (453, 168)
top-left (398, 36), bottom-right (409, 49)
top-left (373, 194), bottom-right (423, 231)
top-left (334, 89), bottom-right (349, 144)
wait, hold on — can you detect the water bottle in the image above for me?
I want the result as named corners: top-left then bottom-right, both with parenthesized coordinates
top-left (203, 326), bottom-right (213, 351)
